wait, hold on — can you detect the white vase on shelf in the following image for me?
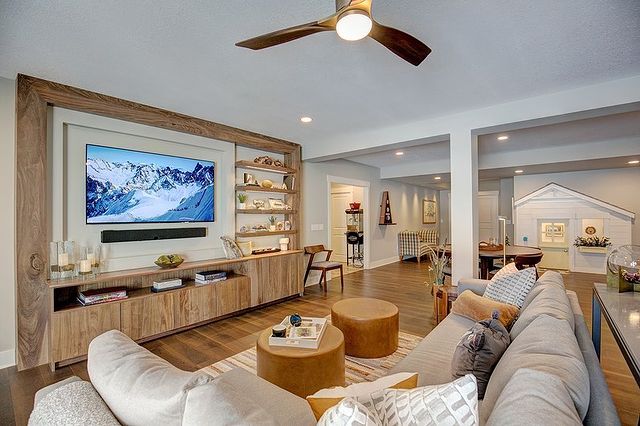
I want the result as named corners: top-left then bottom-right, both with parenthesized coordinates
top-left (238, 203), bottom-right (246, 210)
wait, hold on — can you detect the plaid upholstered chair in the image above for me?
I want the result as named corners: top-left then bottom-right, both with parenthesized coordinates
top-left (398, 229), bottom-right (439, 264)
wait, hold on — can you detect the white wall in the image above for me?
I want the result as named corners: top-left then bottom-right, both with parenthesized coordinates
top-left (514, 168), bottom-right (640, 245)
top-left (303, 159), bottom-right (438, 268)
top-left (0, 76), bottom-right (16, 368)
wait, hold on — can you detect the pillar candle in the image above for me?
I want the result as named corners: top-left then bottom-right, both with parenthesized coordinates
top-left (58, 252), bottom-right (69, 267)
top-left (79, 259), bottom-right (91, 273)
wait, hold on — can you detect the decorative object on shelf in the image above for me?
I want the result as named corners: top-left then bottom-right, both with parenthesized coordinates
top-left (237, 193), bottom-right (248, 210)
top-left (243, 172), bottom-right (258, 186)
top-left (272, 324), bottom-right (287, 338)
top-left (585, 226), bottom-right (597, 235)
top-left (151, 278), bottom-right (185, 292)
top-left (49, 241), bottom-right (76, 280)
top-left (221, 236), bottom-right (244, 259)
top-left (154, 254), bottom-right (184, 269)
top-left (237, 241), bottom-right (254, 257)
top-left (279, 237), bottom-right (290, 251)
top-left (283, 175), bottom-right (295, 190)
top-left (78, 245), bottom-right (101, 277)
top-left (253, 199), bottom-right (266, 209)
top-left (607, 245), bottom-right (640, 292)
top-left (260, 179), bottom-right (274, 189)
top-left (379, 191), bottom-right (396, 225)
top-left (423, 199), bottom-right (437, 224)
top-left (574, 236), bottom-right (611, 247)
top-left (253, 223), bottom-right (269, 232)
top-left (239, 225), bottom-right (251, 233)
top-left (276, 221), bottom-right (285, 231)
top-left (282, 183), bottom-right (288, 190)
top-left (268, 216), bottom-right (277, 231)
top-left (252, 247), bottom-right (281, 255)
top-left (268, 198), bottom-right (285, 209)
top-left (195, 270), bottom-right (227, 286)
top-left (77, 286), bottom-right (127, 306)
top-left (254, 155), bottom-right (284, 167)
top-left (284, 220), bottom-right (292, 231)
top-left (426, 241), bottom-right (449, 287)
top-left (349, 202), bottom-right (361, 210)
top-left (289, 313), bottom-right (303, 327)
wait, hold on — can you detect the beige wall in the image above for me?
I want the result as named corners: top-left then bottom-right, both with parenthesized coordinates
top-left (514, 168), bottom-right (640, 244)
top-left (0, 76), bottom-right (16, 367)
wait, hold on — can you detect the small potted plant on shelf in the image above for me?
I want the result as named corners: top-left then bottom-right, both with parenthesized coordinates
top-left (237, 193), bottom-right (248, 210)
top-left (268, 216), bottom-right (277, 232)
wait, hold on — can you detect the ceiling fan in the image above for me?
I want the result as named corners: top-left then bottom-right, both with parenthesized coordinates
top-left (235, 0), bottom-right (431, 66)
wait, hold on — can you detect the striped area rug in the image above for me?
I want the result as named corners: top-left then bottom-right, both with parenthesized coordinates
top-left (200, 331), bottom-right (423, 385)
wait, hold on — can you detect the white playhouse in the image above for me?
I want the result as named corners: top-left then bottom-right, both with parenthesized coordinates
top-left (514, 183), bottom-right (635, 274)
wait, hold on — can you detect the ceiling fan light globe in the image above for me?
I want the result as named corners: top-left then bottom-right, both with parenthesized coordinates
top-left (336, 10), bottom-right (372, 41)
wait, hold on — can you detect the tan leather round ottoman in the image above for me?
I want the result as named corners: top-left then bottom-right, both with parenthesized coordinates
top-left (256, 324), bottom-right (345, 398)
top-left (331, 298), bottom-right (399, 358)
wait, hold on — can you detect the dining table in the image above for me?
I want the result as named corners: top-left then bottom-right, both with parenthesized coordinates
top-left (440, 244), bottom-right (543, 279)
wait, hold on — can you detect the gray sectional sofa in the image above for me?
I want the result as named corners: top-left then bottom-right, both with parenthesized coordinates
top-left (30, 271), bottom-right (619, 425)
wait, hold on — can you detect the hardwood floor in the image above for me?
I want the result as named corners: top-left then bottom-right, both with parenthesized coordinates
top-left (1, 261), bottom-right (638, 425)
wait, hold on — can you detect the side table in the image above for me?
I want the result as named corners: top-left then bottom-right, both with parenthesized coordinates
top-left (434, 284), bottom-right (459, 324)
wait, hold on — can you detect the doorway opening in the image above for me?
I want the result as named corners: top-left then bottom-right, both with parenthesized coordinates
top-left (537, 219), bottom-right (570, 270)
top-left (327, 176), bottom-right (370, 273)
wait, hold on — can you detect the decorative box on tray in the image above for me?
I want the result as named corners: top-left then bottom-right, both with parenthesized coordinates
top-left (269, 316), bottom-right (327, 349)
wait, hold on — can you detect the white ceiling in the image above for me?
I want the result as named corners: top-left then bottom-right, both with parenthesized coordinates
top-left (1, 0), bottom-right (639, 151)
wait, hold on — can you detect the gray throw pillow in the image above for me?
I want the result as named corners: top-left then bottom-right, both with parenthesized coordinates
top-left (451, 312), bottom-right (511, 399)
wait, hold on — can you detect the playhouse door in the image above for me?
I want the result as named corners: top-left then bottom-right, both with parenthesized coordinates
top-left (537, 220), bottom-right (570, 270)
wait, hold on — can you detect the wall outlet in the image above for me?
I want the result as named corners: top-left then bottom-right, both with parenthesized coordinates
top-left (311, 224), bottom-right (324, 231)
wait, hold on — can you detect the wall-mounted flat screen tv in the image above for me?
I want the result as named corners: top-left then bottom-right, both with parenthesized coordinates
top-left (86, 144), bottom-right (214, 224)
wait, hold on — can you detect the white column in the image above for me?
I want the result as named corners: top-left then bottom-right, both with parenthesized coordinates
top-left (449, 129), bottom-right (479, 285)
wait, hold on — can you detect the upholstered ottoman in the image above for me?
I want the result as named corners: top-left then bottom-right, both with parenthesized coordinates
top-left (331, 298), bottom-right (399, 358)
top-left (256, 324), bottom-right (345, 398)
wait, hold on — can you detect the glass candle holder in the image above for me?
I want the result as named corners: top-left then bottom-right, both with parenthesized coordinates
top-left (49, 242), bottom-right (61, 280)
top-left (78, 245), bottom-right (102, 278)
top-left (53, 241), bottom-right (76, 279)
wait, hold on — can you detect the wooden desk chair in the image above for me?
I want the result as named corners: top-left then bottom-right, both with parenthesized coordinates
top-left (304, 245), bottom-right (344, 292)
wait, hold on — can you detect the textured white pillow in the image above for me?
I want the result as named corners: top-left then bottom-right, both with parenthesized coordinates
top-left (378, 374), bottom-right (479, 426)
top-left (484, 266), bottom-right (536, 308)
top-left (318, 398), bottom-right (381, 426)
top-left (491, 262), bottom-right (518, 280)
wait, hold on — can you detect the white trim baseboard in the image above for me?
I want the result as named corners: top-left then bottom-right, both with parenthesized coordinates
top-left (368, 256), bottom-right (400, 269)
top-left (0, 348), bottom-right (15, 369)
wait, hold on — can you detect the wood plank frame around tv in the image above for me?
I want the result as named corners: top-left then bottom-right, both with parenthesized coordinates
top-left (15, 74), bottom-right (302, 370)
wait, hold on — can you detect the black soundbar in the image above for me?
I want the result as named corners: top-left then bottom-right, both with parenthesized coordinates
top-left (101, 227), bottom-right (207, 243)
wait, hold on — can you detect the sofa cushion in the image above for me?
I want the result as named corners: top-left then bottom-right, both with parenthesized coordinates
top-left (486, 368), bottom-right (581, 426)
top-left (29, 380), bottom-right (120, 426)
top-left (215, 368), bottom-right (317, 426)
top-left (182, 379), bottom-right (277, 426)
top-left (306, 372), bottom-right (418, 420)
top-left (510, 278), bottom-right (575, 340)
top-left (388, 313), bottom-right (476, 386)
top-left (451, 315), bottom-right (511, 398)
top-left (87, 330), bottom-right (213, 426)
top-left (318, 398), bottom-right (381, 426)
top-left (484, 266), bottom-right (537, 308)
top-left (379, 374), bottom-right (478, 426)
top-left (481, 315), bottom-right (589, 423)
top-left (451, 290), bottom-right (519, 328)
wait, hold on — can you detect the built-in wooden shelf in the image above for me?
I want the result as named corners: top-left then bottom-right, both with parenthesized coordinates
top-left (236, 185), bottom-right (297, 194)
top-left (235, 160), bottom-right (296, 175)
top-left (236, 209), bottom-right (296, 215)
top-left (236, 230), bottom-right (297, 238)
top-left (56, 274), bottom-right (246, 313)
top-left (47, 250), bottom-right (304, 289)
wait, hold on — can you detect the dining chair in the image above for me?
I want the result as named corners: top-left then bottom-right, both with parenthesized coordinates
top-left (303, 244), bottom-right (344, 292)
top-left (514, 253), bottom-right (544, 278)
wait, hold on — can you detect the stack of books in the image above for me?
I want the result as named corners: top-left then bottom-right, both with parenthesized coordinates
top-left (195, 270), bottom-right (227, 285)
top-left (78, 287), bottom-right (128, 306)
top-left (151, 278), bottom-right (184, 292)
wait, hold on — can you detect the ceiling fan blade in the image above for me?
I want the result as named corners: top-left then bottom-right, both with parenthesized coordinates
top-left (369, 21), bottom-right (431, 66)
top-left (236, 17), bottom-right (336, 50)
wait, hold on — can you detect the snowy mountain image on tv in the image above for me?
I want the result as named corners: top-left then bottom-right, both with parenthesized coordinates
top-left (86, 145), bottom-right (214, 223)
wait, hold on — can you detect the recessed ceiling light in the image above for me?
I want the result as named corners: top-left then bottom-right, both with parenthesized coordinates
top-left (434, 176), bottom-right (441, 180)
top-left (497, 135), bottom-right (509, 141)
top-left (628, 160), bottom-right (640, 164)
top-left (514, 169), bottom-right (524, 174)
top-left (395, 151), bottom-right (404, 156)
top-left (300, 116), bottom-right (312, 123)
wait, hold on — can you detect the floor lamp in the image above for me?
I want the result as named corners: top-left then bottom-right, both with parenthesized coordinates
top-left (498, 216), bottom-right (508, 265)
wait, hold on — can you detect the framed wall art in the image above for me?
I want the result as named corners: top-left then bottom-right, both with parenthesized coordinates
top-left (423, 199), bottom-right (437, 224)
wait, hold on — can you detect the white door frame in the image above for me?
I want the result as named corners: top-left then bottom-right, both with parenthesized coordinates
top-left (326, 175), bottom-right (371, 270)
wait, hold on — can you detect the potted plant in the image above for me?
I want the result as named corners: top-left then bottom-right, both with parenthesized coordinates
top-left (426, 240), bottom-right (449, 287)
top-left (237, 193), bottom-right (248, 210)
top-left (268, 216), bottom-right (277, 232)
top-left (574, 236), bottom-right (611, 254)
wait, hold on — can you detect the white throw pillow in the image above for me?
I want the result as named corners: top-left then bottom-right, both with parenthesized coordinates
top-left (491, 262), bottom-right (518, 280)
top-left (318, 398), bottom-right (382, 426)
top-left (378, 374), bottom-right (479, 426)
top-left (484, 266), bottom-right (536, 308)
